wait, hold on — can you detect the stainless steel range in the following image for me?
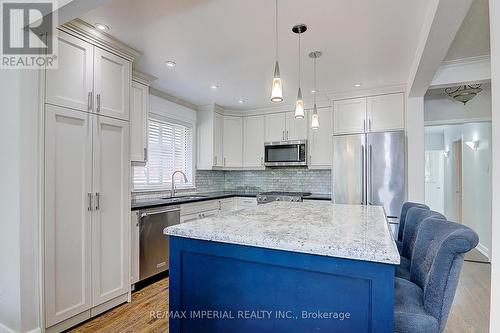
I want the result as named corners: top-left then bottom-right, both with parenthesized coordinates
top-left (256, 192), bottom-right (311, 204)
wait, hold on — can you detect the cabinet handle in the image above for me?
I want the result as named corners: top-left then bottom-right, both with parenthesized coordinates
top-left (214, 156), bottom-right (217, 166)
top-left (282, 131), bottom-right (285, 140)
top-left (96, 94), bottom-right (101, 112)
top-left (144, 147), bottom-right (148, 161)
top-left (87, 193), bottom-right (92, 211)
top-left (363, 119), bottom-right (366, 132)
top-left (224, 157), bottom-right (226, 166)
top-left (286, 130), bottom-right (289, 140)
top-left (95, 192), bottom-right (100, 210)
top-left (368, 119), bottom-right (372, 131)
top-left (88, 92), bottom-right (93, 111)
top-left (261, 157), bottom-right (263, 166)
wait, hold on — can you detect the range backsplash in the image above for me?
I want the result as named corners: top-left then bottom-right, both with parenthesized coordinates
top-left (196, 168), bottom-right (331, 194)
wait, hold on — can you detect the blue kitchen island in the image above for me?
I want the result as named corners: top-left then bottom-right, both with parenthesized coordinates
top-left (164, 201), bottom-right (400, 333)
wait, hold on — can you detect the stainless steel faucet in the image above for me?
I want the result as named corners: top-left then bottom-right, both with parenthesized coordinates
top-left (171, 170), bottom-right (188, 198)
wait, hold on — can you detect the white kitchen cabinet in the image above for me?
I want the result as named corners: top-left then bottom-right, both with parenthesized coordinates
top-left (130, 211), bottom-right (140, 285)
top-left (286, 112), bottom-right (308, 140)
top-left (308, 108), bottom-right (333, 168)
top-left (243, 115), bottom-right (265, 168)
top-left (366, 93), bottom-right (405, 132)
top-left (45, 31), bottom-right (93, 112)
top-left (197, 105), bottom-right (225, 169)
top-left (237, 197), bottom-right (257, 209)
top-left (94, 47), bottom-right (131, 121)
top-left (264, 113), bottom-right (287, 142)
top-left (333, 98), bottom-right (367, 134)
top-left (130, 80), bottom-right (149, 163)
top-left (214, 112), bottom-right (224, 167)
top-left (44, 105), bottom-right (93, 327)
top-left (91, 115), bottom-right (130, 306)
top-left (219, 197), bottom-right (238, 212)
top-left (223, 116), bottom-right (243, 167)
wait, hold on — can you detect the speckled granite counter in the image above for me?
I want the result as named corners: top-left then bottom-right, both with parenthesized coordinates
top-left (164, 201), bottom-right (400, 265)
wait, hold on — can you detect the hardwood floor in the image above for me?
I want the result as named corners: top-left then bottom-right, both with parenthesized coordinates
top-left (69, 261), bottom-right (490, 333)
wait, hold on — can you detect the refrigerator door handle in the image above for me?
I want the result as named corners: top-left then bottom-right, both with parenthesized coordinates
top-left (369, 144), bottom-right (373, 205)
top-left (361, 145), bottom-right (365, 204)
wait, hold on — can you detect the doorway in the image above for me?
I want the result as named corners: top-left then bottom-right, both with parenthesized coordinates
top-left (448, 139), bottom-right (463, 223)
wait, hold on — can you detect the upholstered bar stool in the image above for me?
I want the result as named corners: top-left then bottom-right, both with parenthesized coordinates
top-left (395, 202), bottom-right (430, 253)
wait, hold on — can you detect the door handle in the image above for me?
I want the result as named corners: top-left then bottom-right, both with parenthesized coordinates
top-left (96, 94), bottom-right (101, 112)
top-left (95, 192), bottom-right (100, 210)
top-left (88, 92), bottom-right (93, 111)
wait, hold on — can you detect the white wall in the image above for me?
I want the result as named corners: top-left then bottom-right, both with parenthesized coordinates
top-left (425, 131), bottom-right (444, 150)
top-left (424, 86), bottom-right (492, 124)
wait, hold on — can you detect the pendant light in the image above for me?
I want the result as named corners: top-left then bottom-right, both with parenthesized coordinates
top-left (292, 24), bottom-right (307, 119)
top-left (309, 51), bottom-right (322, 129)
top-left (271, 0), bottom-right (283, 102)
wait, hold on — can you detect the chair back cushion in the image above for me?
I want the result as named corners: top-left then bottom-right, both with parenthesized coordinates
top-left (410, 218), bottom-right (479, 332)
top-left (401, 208), bottom-right (445, 259)
top-left (398, 202), bottom-right (430, 241)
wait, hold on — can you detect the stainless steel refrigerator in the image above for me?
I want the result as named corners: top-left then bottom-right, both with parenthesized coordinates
top-left (332, 131), bottom-right (405, 218)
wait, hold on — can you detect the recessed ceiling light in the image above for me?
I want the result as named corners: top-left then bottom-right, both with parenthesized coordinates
top-left (211, 85), bottom-right (219, 90)
top-left (94, 23), bottom-right (109, 31)
top-left (311, 89), bottom-right (319, 94)
top-left (238, 99), bottom-right (245, 104)
top-left (354, 83), bottom-right (362, 87)
top-left (165, 61), bottom-right (176, 68)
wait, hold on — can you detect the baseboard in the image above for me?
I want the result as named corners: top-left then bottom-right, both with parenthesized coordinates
top-left (476, 243), bottom-right (490, 261)
top-left (0, 323), bottom-right (16, 333)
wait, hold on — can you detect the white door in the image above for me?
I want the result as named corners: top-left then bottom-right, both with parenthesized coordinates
top-left (367, 93), bottom-right (404, 132)
top-left (92, 115), bottom-right (130, 306)
top-left (44, 105), bottom-right (92, 326)
top-left (424, 151), bottom-right (445, 214)
top-left (130, 81), bottom-right (149, 163)
top-left (45, 31), bottom-right (93, 112)
top-left (286, 112), bottom-right (308, 140)
top-left (94, 47), bottom-right (131, 121)
top-left (243, 115), bottom-right (265, 167)
top-left (333, 98), bottom-right (367, 134)
top-left (264, 113), bottom-right (286, 142)
top-left (308, 108), bottom-right (333, 168)
top-left (214, 112), bottom-right (223, 166)
top-left (223, 116), bottom-right (243, 167)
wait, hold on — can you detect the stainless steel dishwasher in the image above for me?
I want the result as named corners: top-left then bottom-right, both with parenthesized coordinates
top-left (139, 205), bottom-right (180, 280)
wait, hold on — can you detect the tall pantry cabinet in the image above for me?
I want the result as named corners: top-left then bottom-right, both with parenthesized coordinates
top-left (43, 23), bottom-right (137, 332)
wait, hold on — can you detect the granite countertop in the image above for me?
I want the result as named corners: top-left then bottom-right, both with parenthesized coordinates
top-left (131, 191), bottom-right (331, 210)
top-left (164, 201), bottom-right (400, 265)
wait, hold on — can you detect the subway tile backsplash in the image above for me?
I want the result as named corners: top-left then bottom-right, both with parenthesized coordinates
top-left (132, 168), bottom-right (331, 201)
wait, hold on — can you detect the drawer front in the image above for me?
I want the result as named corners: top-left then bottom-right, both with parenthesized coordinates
top-left (237, 197), bottom-right (257, 208)
top-left (181, 200), bottom-right (219, 216)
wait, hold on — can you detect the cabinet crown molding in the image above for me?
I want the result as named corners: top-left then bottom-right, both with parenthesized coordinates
top-left (132, 70), bottom-right (157, 86)
top-left (59, 18), bottom-right (142, 62)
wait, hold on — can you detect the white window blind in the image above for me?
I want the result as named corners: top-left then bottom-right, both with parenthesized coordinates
top-left (133, 115), bottom-right (193, 189)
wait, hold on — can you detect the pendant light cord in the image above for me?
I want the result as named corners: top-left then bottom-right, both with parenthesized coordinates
top-left (313, 57), bottom-right (316, 105)
top-left (275, 0), bottom-right (278, 60)
top-left (298, 32), bottom-right (301, 87)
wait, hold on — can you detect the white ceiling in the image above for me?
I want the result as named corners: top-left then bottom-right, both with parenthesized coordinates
top-left (445, 0), bottom-right (490, 61)
top-left (81, 0), bottom-right (429, 110)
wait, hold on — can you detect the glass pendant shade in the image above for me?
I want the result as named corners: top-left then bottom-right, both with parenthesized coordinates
top-left (311, 104), bottom-right (319, 129)
top-left (295, 87), bottom-right (304, 119)
top-left (271, 61), bottom-right (283, 102)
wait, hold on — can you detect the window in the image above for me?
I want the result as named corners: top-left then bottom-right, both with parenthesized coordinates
top-left (133, 115), bottom-right (193, 190)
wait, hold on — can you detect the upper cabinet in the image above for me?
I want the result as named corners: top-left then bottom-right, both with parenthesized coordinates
top-left (366, 93), bottom-right (405, 132)
top-left (308, 108), bottom-right (333, 169)
top-left (333, 93), bottom-right (405, 135)
top-left (94, 48), bottom-right (131, 121)
top-left (197, 104), bottom-right (224, 170)
top-left (333, 98), bottom-right (367, 134)
top-left (45, 31), bottom-right (131, 121)
top-left (130, 71), bottom-right (156, 164)
top-left (264, 112), bottom-right (307, 142)
top-left (222, 116), bottom-right (243, 167)
top-left (243, 115), bottom-right (265, 168)
top-left (46, 31), bottom-right (93, 112)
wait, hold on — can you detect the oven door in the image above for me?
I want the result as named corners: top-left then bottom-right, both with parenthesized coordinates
top-left (264, 141), bottom-right (307, 166)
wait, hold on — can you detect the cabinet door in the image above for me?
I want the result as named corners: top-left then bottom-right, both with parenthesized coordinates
top-left (333, 98), bottom-right (367, 134)
top-left (308, 108), bottom-right (333, 168)
top-left (44, 105), bottom-right (92, 326)
top-left (367, 93), bottom-right (405, 132)
top-left (243, 116), bottom-right (265, 167)
top-left (94, 47), bottom-right (131, 120)
top-left (214, 112), bottom-right (223, 166)
top-left (286, 112), bottom-right (308, 140)
top-left (46, 31), bottom-right (93, 112)
top-left (223, 116), bottom-right (243, 167)
top-left (130, 81), bottom-right (149, 163)
top-left (264, 113), bottom-right (286, 142)
top-left (92, 115), bottom-right (130, 306)
top-left (130, 211), bottom-right (140, 285)
top-left (219, 198), bottom-right (237, 212)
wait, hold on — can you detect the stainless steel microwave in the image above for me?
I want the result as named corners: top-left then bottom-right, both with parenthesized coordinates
top-left (264, 140), bottom-right (307, 167)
